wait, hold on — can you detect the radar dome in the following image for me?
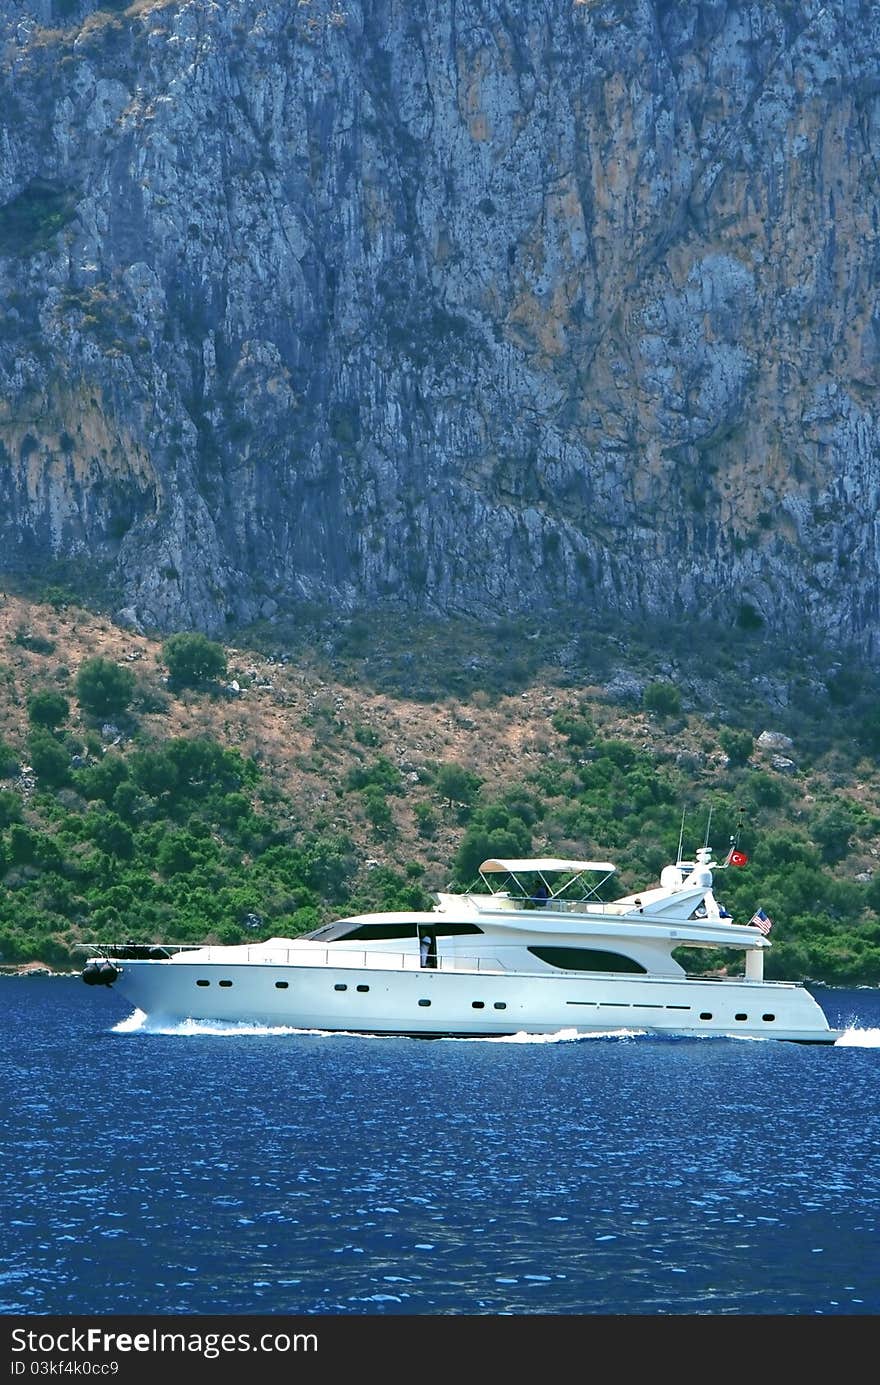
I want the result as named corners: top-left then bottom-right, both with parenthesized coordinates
top-left (660, 866), bottom-right (684, 888)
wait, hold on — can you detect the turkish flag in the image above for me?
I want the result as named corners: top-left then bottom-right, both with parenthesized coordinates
top-left (728, 850), bottom-right (749, 867)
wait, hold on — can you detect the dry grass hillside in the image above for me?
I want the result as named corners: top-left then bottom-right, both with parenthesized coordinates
top-left (0, 590), bottom-right (662, 883)
top-left (3, 585), bottom-right (880, 898)
top-left (5, 588), bottom-right (880, 982)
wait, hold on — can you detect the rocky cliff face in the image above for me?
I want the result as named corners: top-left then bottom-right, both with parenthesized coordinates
top-left (1, 0), bottom-right (878, 651)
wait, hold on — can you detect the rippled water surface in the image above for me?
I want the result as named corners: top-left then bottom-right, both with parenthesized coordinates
top-left (2, 978), bottom-right (879, 1315)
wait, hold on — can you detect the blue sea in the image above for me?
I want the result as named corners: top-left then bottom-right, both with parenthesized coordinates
top-left (2, 977), bottom-right (879, 1318)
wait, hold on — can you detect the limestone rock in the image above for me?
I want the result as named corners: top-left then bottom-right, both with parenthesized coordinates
top-left (0, 1), bottom-right (878, 655)
top-left (770, 754), bottom-right (797, 773)
top-left (757, 731), bottom-right (795, 751)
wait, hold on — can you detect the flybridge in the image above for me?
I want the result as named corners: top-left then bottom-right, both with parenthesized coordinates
top-left (478, 857), bottom-right (617, 902)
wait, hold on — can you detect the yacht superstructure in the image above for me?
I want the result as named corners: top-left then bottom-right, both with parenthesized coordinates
top-left (82, 844), bottom-right (840, 1043)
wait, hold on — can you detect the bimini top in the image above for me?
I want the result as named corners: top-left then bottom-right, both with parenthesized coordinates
top-left (478, 858), bottom-right (617, 902)
top-left (479, 858), bottom-right (616, 875)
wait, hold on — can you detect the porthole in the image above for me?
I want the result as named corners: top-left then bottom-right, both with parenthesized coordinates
top-left (334, 983), bottom-right (347, 992)
top-left (735, 1013), bottom-right (748, 1021)
top-left (275, 981), bottom-right (289, 990)
top-left (196, 980), bottom-right (210, 987)
top-left (493, 1002), bottom-right (507, 1010)
top-left (700, 1012), bottom-right (712, 1020)
top-left (472, 1001), bottom-right (485, 1010)
top-left (418, 999), bottom-right (431, 1007)
top-left (219, 980), bottom-right (233, 988)
top-left (357, 984), bottom-right (369, 993)
top-left (762, 1013), bottom-right (776, 1022)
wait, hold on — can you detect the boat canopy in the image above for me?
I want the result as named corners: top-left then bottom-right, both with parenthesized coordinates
top-left (479, 858), bottom-right (616, 875)
top-left (478, 857), bottom-right (617, 903)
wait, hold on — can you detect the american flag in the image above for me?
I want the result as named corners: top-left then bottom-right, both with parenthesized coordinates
top-left (750, 908), bottom-right (772, 935)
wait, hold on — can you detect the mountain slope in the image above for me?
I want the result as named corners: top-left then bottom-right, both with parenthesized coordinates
top-left (1, 1), bottom-right (880, 653)
top-left (1, 591), bottom-right (880, 982)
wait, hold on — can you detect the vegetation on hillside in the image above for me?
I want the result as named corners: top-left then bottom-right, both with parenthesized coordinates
top-left (0, 591), bottom-right (879, 983)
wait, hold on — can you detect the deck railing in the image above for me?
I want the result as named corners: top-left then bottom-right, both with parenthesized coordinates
top-left (135, 946), bottom-right (508, 974)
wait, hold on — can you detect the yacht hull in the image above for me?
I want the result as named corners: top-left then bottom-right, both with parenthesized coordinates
top-left (108, 958), bottom-right (841, 1044)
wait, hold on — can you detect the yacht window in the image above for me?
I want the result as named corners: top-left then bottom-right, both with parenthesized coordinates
top-left (196, 980), bottom-right (210, 987)
top-left (735, 1013), bottom-right (748, 1021)
top-left (493, 1002), bottom-right (507, 1010)
top-left (472, 1001), bottom-right (485, 1010)
top-left (275, 981), bottom-right (289, 989)
top-left (334, 984), bottom-right (347, 992)
top-left (433, 923), bottom-right (483, 937)
top-left (527, 947), bottom-right (647, 974)
top-left (418, 999), bottom-right (431, 1007)
top-left (762, 1014), bottom-right (776, 1022)
top-left (219, 980), bottom-right (233, 988)
top-left (342, 923), bottom-right (418, 941)
top-left (700, 1012), bottom-right (713, 1020)
top-left (357, 985), bottom-right (370, 993)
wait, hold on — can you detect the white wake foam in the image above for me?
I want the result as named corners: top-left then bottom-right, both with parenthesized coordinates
top-left (111, 1013), bottom-right (645, 1043)
top-left (112, 1009), bottom-right (325, 1037)
top-left (112, 1009), bottom-right (879, 1046)
top-left (834, 1027), bottom-right (880, 1047)
top-left (445, 1026), bottom-right (645, 1044)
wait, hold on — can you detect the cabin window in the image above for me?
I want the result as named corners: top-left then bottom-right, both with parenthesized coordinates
top-left (309, 920), bottom-right (483, 942)
top-left (527, 946), bottom-right (647, 974)
top-left (275, 981), bottom-right (289, 990)
top-left (418, 999), bottom-right (431, 1007)
top-left (341, 923), bottom-right (418, 941)
top-left (762, 1013), bottom-right (776, 1022)
top-left (700, 1012), bottom-right (713, 1020)
top-left (196, 980), bottom-right (210, 987)
top-left (735, 1013), bottom-right (748, 1021)
top-left (334, 984), bottom-right (347, 992)
top-left (472, 1001), bottom-right (485, 1009)
top-left (493, 1002), bottom-right (507, 1010)
top-left (219, 980), bottom-right (233, 988)
top-left (357, 984), bottom-right (370, 993)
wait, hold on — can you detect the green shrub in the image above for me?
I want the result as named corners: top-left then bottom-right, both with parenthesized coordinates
top-left (75, 658), bottom-right (136, 718)
top-left (414, 803), bottom-right (438, 838)
top-left (435, 762), bottom-right (482, 807)
top-left (27, 689), bottom-right (70, 730)
top-left (13, 627), bottom-right (55, 655)
top-left (162, 632), bottom-right (228, 689)
top-left (85, 811), bottom-right (134, 860)
top-left (811, 801), bottom-right (858, 863)
top-left (74, 754), bottom-right (129, 804)
top-left (0, 789), bottom-right (23, 829)
top-left (156, 832), bottom-right (201, 877)
top-left (719, 728), bottom-right (753, 766)
top-left (27, 730), bottom-right (70, 788)
top-left (0, 739), bottom-right (20, 778)
top-left (346, 756), bottom-right (403, 794)
top-left (362, 785), bottom-right (393, 831)
top-left (643, 682), bottom-right (682, 716)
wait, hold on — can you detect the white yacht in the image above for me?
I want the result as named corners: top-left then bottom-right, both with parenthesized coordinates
top-left (82, 844), bottom-right (841, 1044)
